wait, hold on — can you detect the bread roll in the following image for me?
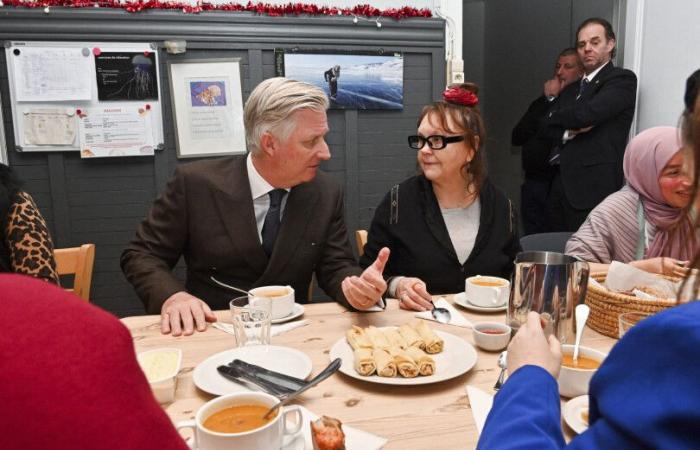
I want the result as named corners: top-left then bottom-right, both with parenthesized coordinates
top-left (398, 323), bottom-right (424, 349)
top-left (405, 346), bottom-right (435, 376)
top-left (389, 347), bottom-right (419, 378)
top-left (346, 326), bottom-right (372, 350)
top-left (373, 348), bottom-right (397, 377)
top-left (365, 326), bottom-right (391, 349)
top-left (353, 347), bottom-right (376, 376)
top-left (411, 320), bottom-right (443, 354)
top-left (383, 328), bottom-right (407, 349)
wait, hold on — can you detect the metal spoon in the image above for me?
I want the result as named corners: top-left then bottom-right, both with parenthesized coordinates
top-left (573, 304), bottom-right (590, 362)
top-left (493, 351), bottom-right (507, 391)
top-left (263, 358), bottom-right (342, 419)
top-left (210, 276), bottom-right (251, 296)
top-left (431, 297), bottom-right (452, 324)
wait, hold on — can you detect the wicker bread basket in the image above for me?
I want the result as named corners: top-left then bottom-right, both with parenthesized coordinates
top-left (585, 272), bottom-right (678, 338)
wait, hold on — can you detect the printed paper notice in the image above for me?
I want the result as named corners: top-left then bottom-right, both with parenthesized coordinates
top-left (23, 108), bottom-right (77, 146)
top-left (78, 106), bottom-right (155, 158)
top-left (12, 47), bottom-right (92, 102)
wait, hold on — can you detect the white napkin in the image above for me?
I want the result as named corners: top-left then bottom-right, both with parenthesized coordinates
top-left (414, 297), bottom-right (473, 328)
top-left (212, 320), bottom-right (310, 337)
top-left (605, 261), bottom-right (678, 299)
top-left (282, 405), bottom-right (387, 450)
top-left (466, 385), bottom-right (494, 435)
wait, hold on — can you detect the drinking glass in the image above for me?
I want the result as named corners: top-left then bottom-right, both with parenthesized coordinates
top-left (230, 296), bottom-right (272, 347)
top-left (618, 311), bottom-right (652, 338)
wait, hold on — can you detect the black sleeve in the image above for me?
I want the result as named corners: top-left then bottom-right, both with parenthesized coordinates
top-left (545, 70), bottom-right (637, 130)
top-left (511, 96), bottom-right (550, 146)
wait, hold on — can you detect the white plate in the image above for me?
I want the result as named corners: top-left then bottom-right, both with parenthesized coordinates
top-left (271, 304), bottom-right (305, 324)
top-left (453, 292), bottom-right (507, 313)
top-left (563, 394), bottom-right (589, 434)
top-left (329, 329), bottom-right (477, 386)
top-left (193, 345), bottom-right (312, 396)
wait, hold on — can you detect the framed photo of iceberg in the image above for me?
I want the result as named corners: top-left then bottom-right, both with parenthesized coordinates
top-left (167, 58), bottom-right (246, 158)
top-left (275, 50), bottom-right (403, 110)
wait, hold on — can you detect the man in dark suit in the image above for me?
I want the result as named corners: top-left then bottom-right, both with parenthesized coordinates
top-left (121, 78), bottom-right (390, 336)
top-left (543, 18), bottom-right (637, 231)
top-left (512, 48), bottom-right (583, 235)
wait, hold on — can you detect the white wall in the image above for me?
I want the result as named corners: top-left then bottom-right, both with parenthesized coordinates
top-left (623, 0), bottom-right (700, 133)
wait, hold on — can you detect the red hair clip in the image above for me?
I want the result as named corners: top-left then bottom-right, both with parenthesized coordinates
top-left (442, 86), bottom-right (478, 107)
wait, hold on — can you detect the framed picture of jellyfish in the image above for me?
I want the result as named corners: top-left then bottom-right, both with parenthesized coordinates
top-left (95, 51), bottom-right (159, 101)
top-left (167, 58), bottom-right (246, 158)
top-left (275, 50), bottom-right (404, 110)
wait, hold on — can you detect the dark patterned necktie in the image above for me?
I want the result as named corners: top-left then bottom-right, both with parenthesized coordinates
top-left (261, 189), bottom-right (287, 256)
top-left (577, 78), bottom-right (590, 98)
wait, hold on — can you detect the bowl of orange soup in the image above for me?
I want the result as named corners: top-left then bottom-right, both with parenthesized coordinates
top-left (176, 391), bottom-right (303, 450)
top-left (557, 344), bottom-right (607, 398)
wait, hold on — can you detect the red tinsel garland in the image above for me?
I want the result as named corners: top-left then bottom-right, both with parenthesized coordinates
top-left (0, 0), bottom-right (433, 17)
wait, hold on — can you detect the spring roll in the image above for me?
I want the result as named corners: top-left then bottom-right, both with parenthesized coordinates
top-left (353, 347), bottom-right (376, 376)
top-left (405, 346), bottom-right (436, 376)
top-left (389, 347), bottom-right (419, 378)
top-left (346, 326), bottom-right (372, 350)
top-left (365, 326), bottom-right (391, 349)
top-left (398, 323), bottom-right (424, 349)
top-left (383, 328), bottom-right (407, 349)
top-left (411, 320), bottom-right (444, 354)
top-left (373, 348), bottom-right (397, 377)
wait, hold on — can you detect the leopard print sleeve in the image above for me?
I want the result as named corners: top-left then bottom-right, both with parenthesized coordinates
top-left (4, 191), bottom-right (60, 284)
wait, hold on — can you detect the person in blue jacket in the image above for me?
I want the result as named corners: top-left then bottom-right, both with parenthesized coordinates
top-left (477, 69), bottom-right (700, 449)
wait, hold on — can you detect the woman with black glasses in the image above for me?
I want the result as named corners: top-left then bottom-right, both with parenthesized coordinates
top-left (359, 83), bottom-right (521, 311)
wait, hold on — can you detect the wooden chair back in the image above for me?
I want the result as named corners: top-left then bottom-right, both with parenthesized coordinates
top-left (355, 229), bottom-right (368, 256)
top-left (54, 244), bottom-right (96, 301)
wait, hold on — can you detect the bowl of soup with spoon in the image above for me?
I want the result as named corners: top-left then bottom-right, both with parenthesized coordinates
top-left (558, 344), bottom-right (607, 398)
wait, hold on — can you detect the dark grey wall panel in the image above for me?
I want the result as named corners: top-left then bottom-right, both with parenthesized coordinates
top-left (0, 10), bottom-right (445, 317)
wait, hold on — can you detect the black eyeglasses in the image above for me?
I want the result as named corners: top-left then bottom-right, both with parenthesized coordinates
top-left (407, 135), bottom-right (465, 150)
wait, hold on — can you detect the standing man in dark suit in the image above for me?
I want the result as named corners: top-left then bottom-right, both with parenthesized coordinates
top-left (544, 18), bottom-right (637, 231)
top-left (512, 48), bottom-right (583, 235)
top-left (121, 77), bottom-right (391, 336)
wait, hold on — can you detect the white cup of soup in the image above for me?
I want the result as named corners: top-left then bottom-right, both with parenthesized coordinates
top-left (557, 344), bottom-right (607, 398)
top-left (249, 285), bottom-right (295, 320)
top-left (465, 275), bottom-right (510, 307)
top-left (176, 391), bottom-right (302, 450)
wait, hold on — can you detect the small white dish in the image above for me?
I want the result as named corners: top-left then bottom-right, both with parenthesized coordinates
top-left (137, 348), bottom-right (182, 404)
top-left (472, 322), bottom-right (511, 351)
top-left (453, 292), bottom-right (507, 313)
top-left (563, 394), bottom-right (589, 434)
top-left (271, 304), bottom-right (305, 324)
top-left (193, 345), bottom-right (312, 396)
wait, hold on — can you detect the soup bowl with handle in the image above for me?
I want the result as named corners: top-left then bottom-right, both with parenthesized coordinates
top-left (176, 391), bottom-right (302, 450)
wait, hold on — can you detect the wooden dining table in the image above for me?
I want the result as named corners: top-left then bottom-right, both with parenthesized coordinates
top-left (122, 296), bottom-right (617, 450)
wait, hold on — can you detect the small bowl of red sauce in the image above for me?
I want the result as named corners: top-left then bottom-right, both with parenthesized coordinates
top-left (473, 322), bottom-right (511, 351)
